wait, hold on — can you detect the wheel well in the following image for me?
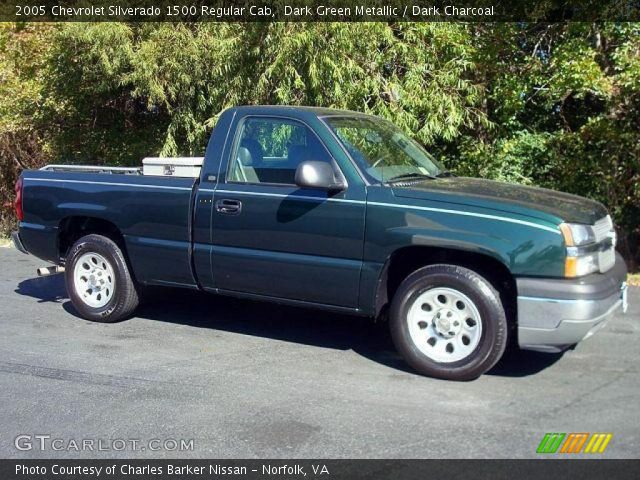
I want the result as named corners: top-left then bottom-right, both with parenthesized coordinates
top-left (376, 246), bottom-right (517, 326)
top-left (58, 216), bottom-right (126, 263)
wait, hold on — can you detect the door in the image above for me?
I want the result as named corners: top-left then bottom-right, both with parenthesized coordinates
top-left (210, 116), bottom-right (366, 308)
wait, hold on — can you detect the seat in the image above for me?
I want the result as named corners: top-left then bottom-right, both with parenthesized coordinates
top-left (232, 145), bottom-right (259, 183)
top-left (231, 139), bottom-right (265, 183)
top-left (241, 139), bottom-right (264, 168)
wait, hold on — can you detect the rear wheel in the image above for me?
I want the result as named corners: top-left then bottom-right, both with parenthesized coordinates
top-left (65, 234), bottom-right (139, 322)
top-left (390, 264), bottom-right (507, 380)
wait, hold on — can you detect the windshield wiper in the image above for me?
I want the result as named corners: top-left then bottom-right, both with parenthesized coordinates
top-left (435, 170), bottom-right (455, 178)
top-left (386, 172), bottom-right (436, 183)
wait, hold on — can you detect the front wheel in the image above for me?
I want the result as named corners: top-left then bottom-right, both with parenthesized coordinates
top-left (65, 234), bottom-right (139, 323)
top-left (390, 264), bottom-right (507, 381)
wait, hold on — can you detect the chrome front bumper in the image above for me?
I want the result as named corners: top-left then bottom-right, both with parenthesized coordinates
top-left (517, 253), bottom-right (628, 353)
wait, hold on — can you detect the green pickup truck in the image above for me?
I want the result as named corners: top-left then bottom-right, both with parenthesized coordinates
top-left (13, 106), bottom-right (628, 380)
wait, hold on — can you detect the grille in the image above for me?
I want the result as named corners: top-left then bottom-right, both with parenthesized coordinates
top-left (593, 215), bottom-right (613, 243)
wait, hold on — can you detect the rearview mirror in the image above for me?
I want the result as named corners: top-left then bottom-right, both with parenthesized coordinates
top-left (294, 161), bottom-right (345, 192)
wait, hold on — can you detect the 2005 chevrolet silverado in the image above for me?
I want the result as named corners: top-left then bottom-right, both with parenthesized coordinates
top-left (12, 106), bottom-right (629, 380)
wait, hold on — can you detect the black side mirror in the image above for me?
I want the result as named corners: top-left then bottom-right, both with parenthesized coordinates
top-left (294, 161), bottom-right (345, 192)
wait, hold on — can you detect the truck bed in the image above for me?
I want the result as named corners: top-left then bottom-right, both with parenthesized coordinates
top-left (19, 168), bottom-right (199, 287)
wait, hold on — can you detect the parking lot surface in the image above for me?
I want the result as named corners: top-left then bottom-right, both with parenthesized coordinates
top-left (0, 246), bottom-right (638, 458)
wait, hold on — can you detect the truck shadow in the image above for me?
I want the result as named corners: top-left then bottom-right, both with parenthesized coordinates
top-left (14, 273), bottom-right (67, 303)
top-left (16, 275), bottom-right (563, 378)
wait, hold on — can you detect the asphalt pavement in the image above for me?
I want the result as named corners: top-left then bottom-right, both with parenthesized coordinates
top-left (0, 245), bottom-right (638, 458)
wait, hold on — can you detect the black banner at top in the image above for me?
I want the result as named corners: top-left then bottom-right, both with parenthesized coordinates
top-left (2, 0), bottom-right (640, 22)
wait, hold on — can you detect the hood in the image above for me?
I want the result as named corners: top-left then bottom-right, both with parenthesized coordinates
top-left (392, 177), bottom-right (608, 225)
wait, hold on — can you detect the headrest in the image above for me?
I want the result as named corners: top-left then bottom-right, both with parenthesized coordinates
top-left (236, 146), bottom-right (253, 166)
top-left (240, 138), bottom-right (264, 166)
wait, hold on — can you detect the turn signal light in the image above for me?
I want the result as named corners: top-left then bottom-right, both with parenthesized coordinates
top-left (565, 252), bottom-right (599, 278)
top-left (565, 257), bottom-right (577, 278)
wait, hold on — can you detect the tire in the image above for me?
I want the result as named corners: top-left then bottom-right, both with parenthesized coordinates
top-left (389, 264), bottom-right (507, 381)
top-left (65, 234), bottom-right (139, 323)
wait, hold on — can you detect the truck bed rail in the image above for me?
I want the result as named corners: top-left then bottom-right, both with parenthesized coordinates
top-left (40, 164), bottom-right (141, 175)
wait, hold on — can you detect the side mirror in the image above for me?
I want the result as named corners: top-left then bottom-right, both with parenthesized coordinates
top-left (294, 161), bottom-right (345, 192)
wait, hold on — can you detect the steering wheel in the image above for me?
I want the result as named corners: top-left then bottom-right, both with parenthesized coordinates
top-left (372, 156), bottom-right (387, 168)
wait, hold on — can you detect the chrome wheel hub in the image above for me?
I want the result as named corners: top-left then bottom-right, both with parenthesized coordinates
top-left (73, 252), bottom-right (115, 308)
top-left (407, 287), bottom-right (482, 363)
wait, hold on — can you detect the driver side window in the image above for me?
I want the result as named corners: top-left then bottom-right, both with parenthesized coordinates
top-left (228, 117), bottom-right (332, 185)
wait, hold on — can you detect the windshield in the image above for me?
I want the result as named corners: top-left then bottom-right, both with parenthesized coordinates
top-left (324, 115), bottom-right (446, 183)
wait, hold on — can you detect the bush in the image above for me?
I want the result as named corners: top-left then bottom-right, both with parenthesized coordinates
top-left (0, 22), bottom-right (637, 270)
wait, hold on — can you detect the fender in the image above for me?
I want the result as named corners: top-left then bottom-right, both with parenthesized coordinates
top-left (358, 193), bottom-right (565, 316)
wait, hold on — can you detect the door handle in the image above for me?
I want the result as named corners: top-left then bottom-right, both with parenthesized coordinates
top-left (216, 198), bottom-right (242, 215)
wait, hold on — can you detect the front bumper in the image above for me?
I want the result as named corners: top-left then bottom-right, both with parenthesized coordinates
top-left (11, 231), bottom-right (29, 255)
top-left (517, 253), bottom-right (628, 353)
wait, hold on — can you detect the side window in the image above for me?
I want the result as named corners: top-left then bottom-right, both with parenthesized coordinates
top-left (228, 117), bottom-right (333, 185)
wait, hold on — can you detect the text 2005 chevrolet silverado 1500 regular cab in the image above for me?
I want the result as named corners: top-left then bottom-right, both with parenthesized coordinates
top-left (12, 106), bottom-right (629, 380)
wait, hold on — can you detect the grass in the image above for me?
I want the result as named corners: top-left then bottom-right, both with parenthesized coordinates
top-left (0, 236), bottom-right (11, 248)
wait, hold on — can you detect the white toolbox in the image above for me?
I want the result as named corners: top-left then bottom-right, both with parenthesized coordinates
top-left (142, 157), bottom-right (204, 178)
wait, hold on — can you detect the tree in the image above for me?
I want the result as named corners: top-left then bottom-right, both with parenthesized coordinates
top-left (0, 21), bottom-right (638, 269)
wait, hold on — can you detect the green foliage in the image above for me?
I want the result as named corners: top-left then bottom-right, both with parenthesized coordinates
top-left (0, 23), bottom-right (54, 234)
top-left (42, 23), bottom-right (166, 164)
top-left (458, 23), bottom-right (640, 268)
top-left (452, 131), bottom-right (552, 184)
top-left (0, 21), bottom-right (638, 268)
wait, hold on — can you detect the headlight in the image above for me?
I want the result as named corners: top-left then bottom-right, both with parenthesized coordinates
top-left (559, 222), bottom-right (596, 246)
top-left (560, 222), bottom-right (608, 278)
